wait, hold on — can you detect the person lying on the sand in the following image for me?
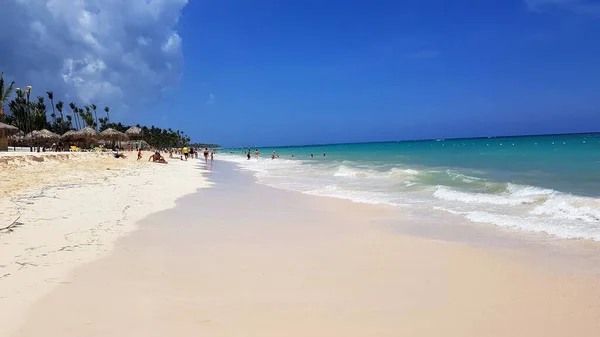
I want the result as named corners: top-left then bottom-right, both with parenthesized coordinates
top-left (149, 151), bottom-right (168, 164)
top-left (113, 151), bottom-right (127, 159)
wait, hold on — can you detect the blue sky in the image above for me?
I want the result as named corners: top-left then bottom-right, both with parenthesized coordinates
top-left (2, 0), bottom-right (600, 146)
top-left (171, 0), bottom-right (600, 146)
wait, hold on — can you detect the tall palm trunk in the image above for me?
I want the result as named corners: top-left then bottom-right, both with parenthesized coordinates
top-left (47, 91), bottom-right (56, 126)
top-left (69, 103), bottom-right (80, 129)
top-left (91, 104), bottom-right (98, 131)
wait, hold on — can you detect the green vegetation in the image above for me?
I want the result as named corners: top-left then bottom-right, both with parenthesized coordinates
top-left (190, 143), bottom-right (220, 149)
top-left (0, 73), bottom-right (218, 148)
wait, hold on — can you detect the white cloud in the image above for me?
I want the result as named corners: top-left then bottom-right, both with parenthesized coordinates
top-left (162, 32), bottom-right (182, 53)
top-left (0, 0), bottom-right (189, 114)
top-left (137, 36), bottom-right (152, 46)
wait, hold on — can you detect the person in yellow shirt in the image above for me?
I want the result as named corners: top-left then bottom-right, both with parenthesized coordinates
top-left (182, 146), bottom-right (189, 161)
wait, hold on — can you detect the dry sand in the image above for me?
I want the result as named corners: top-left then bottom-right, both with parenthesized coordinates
top-left (10, 162), bottom-right (600, 337)
top-left (0, 152), bottom-right (211, 335)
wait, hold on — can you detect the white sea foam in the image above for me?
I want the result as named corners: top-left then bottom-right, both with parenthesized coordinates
top-left (531, 195), bottom-right (600, 222)
top-left (433, 185), bottom-right (549, 206)
top-left (305, 185), bottom-right (406, 206)
top-left (445, 170), bottom-right (483, 183)
top-left (333, 165), bottom-right (370, 177)
top-left (464, 211), bottom-right (600, 241)
top-left (219, 153), bottom-right (600, 241)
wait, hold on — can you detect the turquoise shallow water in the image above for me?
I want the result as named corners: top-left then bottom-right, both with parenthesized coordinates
top-left (221, 133), bottom-right (600, 240)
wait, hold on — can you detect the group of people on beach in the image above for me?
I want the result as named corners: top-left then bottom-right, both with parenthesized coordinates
top-left (244, 149), bottom-right (325, 160)
top-left (116, 146), bottom-right (217, 165)
top-left (163, 147), bottom-right (215, 163)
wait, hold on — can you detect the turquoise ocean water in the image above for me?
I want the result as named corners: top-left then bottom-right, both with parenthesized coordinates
top-left (220, 133), bottom-right (600, 241)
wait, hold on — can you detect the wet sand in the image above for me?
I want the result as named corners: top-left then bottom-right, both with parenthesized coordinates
top-left (11, 161), bottom-right (600, 337)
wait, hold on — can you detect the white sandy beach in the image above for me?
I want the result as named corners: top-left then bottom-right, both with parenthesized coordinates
top-left (2, 156), bottom-right (600, 336)
top-left (0, 152), bottom-right (211, 336)
top-left (4, 160), bottom-right (600, 337)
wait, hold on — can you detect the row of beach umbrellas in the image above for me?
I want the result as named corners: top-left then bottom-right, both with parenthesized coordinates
top-left (1, 125), bottom-right (143, 144)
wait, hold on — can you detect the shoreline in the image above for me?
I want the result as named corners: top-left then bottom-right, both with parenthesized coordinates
top-left (0, 152), bottom-right (211, 336)
top-left (218, 149), bottom-right (600, 243)
top-left (227, 158), bottom-right (600, 274)
top-left (10, 160), bottom-right (600, 336)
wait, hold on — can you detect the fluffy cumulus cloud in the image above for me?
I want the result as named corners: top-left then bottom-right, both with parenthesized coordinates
top-left (0, 0), bottom-right (189, 112)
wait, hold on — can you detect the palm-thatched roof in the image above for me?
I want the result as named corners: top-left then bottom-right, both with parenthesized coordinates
top-left (100, 128), bottom-right (129, 141)
top-left (125, 126), bottom-right (142, 139)
top-left (71, 126), bottom-right (99, 140)
top-left (61, 127), bottom-right (99, 142)
top-left (60, 130), bottom-right (77, 141)
top-left (0, 122), bottom-right (18, 137)
top-left (24, 129), bottom-right (60, 143)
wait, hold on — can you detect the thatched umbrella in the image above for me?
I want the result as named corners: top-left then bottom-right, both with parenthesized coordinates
top-left (0, 122), bottom-right (19, 151)
top-left (0, 122), bottom-right (18, 138)
top-left (24, 129), bottom-right (60, 144)
top-left (100, 128), bottom-right (129, 142)
top-left (70, 126), bottom-right (99, 141)
top-left (125, 126), bottom-right (142, 140)
top-left (61, 127), bottom-right (99, 150)
top-left (60, 130), bottom-right (78, 142)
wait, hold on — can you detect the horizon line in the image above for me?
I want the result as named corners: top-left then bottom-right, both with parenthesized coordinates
top-left (224, 130), bottom-right (600, 149)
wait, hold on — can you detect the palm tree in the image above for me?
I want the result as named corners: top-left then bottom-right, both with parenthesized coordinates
top-left (91, 104), bottom-right (98, 130)
top-left (47, 91), bottom-right (56, 124)
top-left (0, 73), bottom-right (14, 117)
top-left (56, 101), bottom-right (66, 133)
top-left (56, 101), bottom-right (64, 121)
top-left (69, 102), bottom-right (79, 129)
top-left (79, 107), bottom-right (85, 127)
top-left (33, 96), bottom-right (47, 130)
top-left (8, 88), bottom-right (27, 131)
top-left (104, 106), bottom-right (110, 124)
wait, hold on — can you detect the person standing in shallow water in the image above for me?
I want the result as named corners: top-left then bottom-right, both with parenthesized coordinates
top-left (254, 149), bottom-right (260, 159)
top-left (247, 150), bottom-right (251, 160)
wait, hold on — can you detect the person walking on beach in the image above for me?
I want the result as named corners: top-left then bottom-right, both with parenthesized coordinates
top-left (204, 148), bottom-right (209, 163)
top-left (137, 149), bottom-right (142, 161)
top-left (182, 146), bottom-right (189, 161)
top-left (210, 151), bottom-right (214, 161)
